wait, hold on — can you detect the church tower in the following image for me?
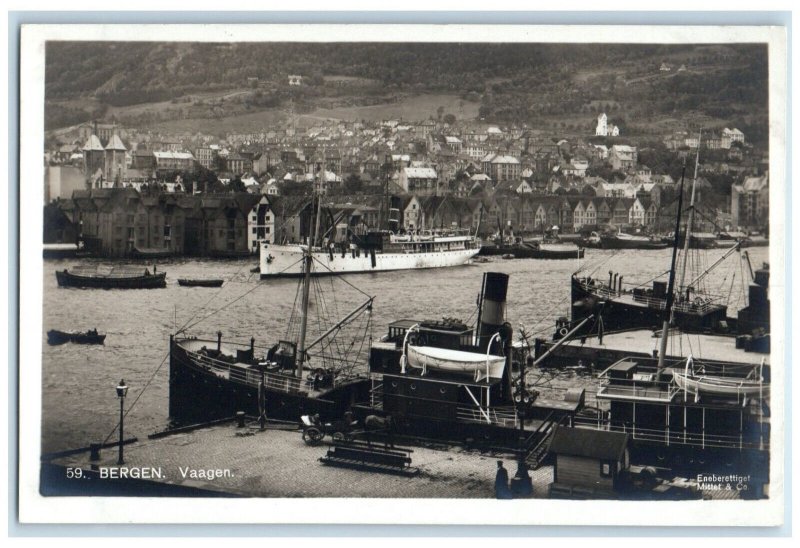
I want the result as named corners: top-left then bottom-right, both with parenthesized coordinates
top-left (82, 130), bottom-right (106, 189)
top-left (595, 113), bottom-right (608, 136)
top-left (105, 131), bottom-right (128, 186)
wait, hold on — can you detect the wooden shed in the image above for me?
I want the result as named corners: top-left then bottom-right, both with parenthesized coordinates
top-left (549, 426), bottom-right (629, 498)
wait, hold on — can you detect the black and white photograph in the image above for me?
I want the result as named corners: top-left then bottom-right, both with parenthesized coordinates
top-left (17, 23), bottom-right (787, 526)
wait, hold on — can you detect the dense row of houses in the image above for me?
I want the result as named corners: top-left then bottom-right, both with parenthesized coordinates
top-left (48, 183), bottom-right (724, 258)
top-left (45, 115), bottom-right (767, 251)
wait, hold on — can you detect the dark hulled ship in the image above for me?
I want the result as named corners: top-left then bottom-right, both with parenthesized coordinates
top-left (532, 160), bottom-right (771, 486)
top-left (168, 270), bottom-right (567, 450)
top-left (479, 237), bottom-right (584, 260)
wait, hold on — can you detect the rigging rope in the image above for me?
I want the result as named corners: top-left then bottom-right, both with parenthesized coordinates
top-left (585, 249), bottom-right (623, 278)
top-left (310, 256), bottom-right (373, 299)
top-left (178, 256), bottom-right (306, 335)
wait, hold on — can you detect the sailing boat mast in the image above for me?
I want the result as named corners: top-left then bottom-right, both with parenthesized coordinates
top-left (296, 147), bottom-right (325, 377)
top-left (677, 130), bottom-right (702, 298)
top-left (655, 162), bottom-right (687, 381)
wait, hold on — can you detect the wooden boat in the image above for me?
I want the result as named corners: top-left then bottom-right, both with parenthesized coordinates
top-left (405, 344), bottom-right (506, 381)
top-left (47, 329), bottom-right (106, 345)
top-left (600, 232), bottom-right (669, 250)
top-left (131, 246), bottom-right (173, 259)
top-left (177, 278), bottom-right (224, 287)
top-left (56, 265), bottom-right (166, 289)
top-left (479, 239), bottom-right (584, 260)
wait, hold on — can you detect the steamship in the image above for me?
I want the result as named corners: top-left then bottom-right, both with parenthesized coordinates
top-left (259, 230), bottom-right (481, 278)
top-left (169, 270), bottom-right (567, 449)
top-left (533, 159), bottom-right (771, 483)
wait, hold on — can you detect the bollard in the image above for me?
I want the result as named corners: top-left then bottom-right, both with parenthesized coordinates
top-left (89, 443), bottom-right (101, 461)
top-left (236, 411), bottom-right (246, 428)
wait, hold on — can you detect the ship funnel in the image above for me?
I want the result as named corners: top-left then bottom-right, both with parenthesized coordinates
top-left (476, 272), bottom-right (509, 351)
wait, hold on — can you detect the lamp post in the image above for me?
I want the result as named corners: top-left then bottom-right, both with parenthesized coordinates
top-left (116, 379), bottom-right (128, 465)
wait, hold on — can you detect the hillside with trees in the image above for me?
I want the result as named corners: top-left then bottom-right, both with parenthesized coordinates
top-left (45, 42), bottom-right (769, 144)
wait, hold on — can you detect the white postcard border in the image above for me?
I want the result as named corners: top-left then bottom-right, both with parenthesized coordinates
top-left (17, 23), bottom-right (788, 526)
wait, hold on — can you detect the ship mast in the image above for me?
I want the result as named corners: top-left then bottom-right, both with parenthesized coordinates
top-left (677, 131), bottom-right (702, 298)
top-left (655, 162), bottom-right (687, 381)
top-left (296, 147), bottom-right (325, 377)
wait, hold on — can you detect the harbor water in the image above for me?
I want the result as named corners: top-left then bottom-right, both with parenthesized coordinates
top-left (40, 246), bottom-right (768, 454)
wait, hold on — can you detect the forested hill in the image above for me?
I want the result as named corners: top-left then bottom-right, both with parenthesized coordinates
top-left (45, 42), bottom-right (768, 138)
top-left (44, 42), bottom-right (762, 100)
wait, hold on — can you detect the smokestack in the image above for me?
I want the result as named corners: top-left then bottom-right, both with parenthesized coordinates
top-left (476, 272), bottom-right (509, 352)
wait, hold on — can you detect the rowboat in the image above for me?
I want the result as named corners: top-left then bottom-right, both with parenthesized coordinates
top-left (672, 370), bottom-right (766, 397)
top-left (405, 345), bottom-right (506, 382)
top-left (177, 278), bottom-right (224, 287)
top-left (47, 329), bottom-right (106, 346)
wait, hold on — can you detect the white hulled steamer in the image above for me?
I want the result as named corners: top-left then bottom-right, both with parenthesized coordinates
top-left (260, 231), bottom-right (480, 277)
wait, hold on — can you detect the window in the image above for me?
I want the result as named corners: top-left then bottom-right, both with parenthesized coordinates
top-left (252, 227), bottom-right (257, 234)
top-left (600, 462), bottom-right (612, 478)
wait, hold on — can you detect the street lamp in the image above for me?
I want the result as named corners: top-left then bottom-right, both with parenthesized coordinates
top-left (116, 379), bottom-right (128, 465)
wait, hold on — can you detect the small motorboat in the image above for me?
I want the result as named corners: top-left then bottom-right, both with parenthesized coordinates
top-left (47, 329), bottom-right (106, 346)
top-left (177, 278), bottom-right (225, 288)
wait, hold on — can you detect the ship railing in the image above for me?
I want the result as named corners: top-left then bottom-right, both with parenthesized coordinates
top-left (577, 280), bottom-right (619, 298)
top-left (598, 356), bottom-right (762, 380)
top-left (630, 293), bottom-right (668, 310)
top-left (184, 348), bottom-right (302, 393)
top-left (573, 417), bottom-right (767, 451)
top-left (596, 378), bottom-right (679, 402)
top-left (578, 279), bottom-right (723, 314)
top-left (672, 298), bottom-right (723, 314)
top-left (455, 405), bottom-right (518, 428)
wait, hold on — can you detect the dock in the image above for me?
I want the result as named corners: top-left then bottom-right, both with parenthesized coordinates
top-left (42, 420), bottom-right (742, 500)
top-left (44, 421), bottom-right (548, 498)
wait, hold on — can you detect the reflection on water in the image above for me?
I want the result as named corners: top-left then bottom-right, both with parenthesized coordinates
top-left (40, 246), bottom-right (768, 453)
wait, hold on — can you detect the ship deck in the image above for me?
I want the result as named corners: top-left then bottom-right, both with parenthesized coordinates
top-left (560, 329), bottom-right (767, 366)
top-left (176, 338), bottom-right (354, 399)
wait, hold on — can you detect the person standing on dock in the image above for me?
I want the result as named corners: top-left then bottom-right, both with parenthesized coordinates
top-left (495, 460), bottom-right (512, 499)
